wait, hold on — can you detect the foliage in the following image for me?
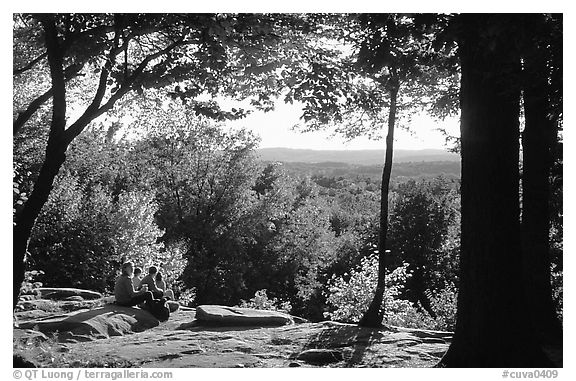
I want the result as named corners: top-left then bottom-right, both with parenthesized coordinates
top-left (238, 289), bottom-right (292, 313)
top-left (425, 285), bottom-right (458, 331)
top-left (175, 287), bottom-right (197, 308)
top-left (12, 13), bottom-right (322, 311)
top-left (19, 270), bottom-right (44, 297)
top-left (325, 255), bottom-right (411, 323)
top-left (325, 254), bottom-right (457, 330)
top-left (123, 107), bottom-right (343, 318)
top-left (550, 264), bottom-right (563, 322)
top-left (283, 14), bottom-right (458, 144)
top-left (13, 163), bottom-right (30, 224)
top-left (156, 241), bottom-right (188, 287)
top-left (387, 177), bottom-right (460, 308)
top-left (130, 110), bottom-right (262, 304)
top-left (28, 170), bottom-right (165, 293)
top-left (111, 191), bottom-right (167, 266)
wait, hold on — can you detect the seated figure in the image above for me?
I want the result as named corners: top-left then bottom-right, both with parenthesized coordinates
top-left (114, 262), bottom-right (154, 307)
top-left (156, 271), bottom-right (175, 300)
top-left (133, 267), bottom-right (143, 290)
top-left (139, 266), bottom-right (164, 299)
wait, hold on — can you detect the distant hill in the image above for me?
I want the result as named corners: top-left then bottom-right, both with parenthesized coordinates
top-left (256, 147), bottom-right (460, 165)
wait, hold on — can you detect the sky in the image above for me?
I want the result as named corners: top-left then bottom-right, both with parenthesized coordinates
top-left (225, 100), bottom-right (460, 151)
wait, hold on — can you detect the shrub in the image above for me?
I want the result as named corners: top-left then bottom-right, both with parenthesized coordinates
top-left (239, 289), bottom-right (292, 313)
top-left (20, 270), bottom-right (44, 297)
top-left (28, 174), bottom-right (167, 293)
top-left (426, 285), bottom-right (458, 331)
top-left (324, 255), bottom-right (416, 323)
top-left (324, 254), bottom-right (458, 331)
top-left (176, 287), bottom-right (197, 308)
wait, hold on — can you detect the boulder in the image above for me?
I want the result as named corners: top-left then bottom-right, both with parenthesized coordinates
top-left (19, 294), bottom-right (38, 301)
top-left (167, 301), bottom-right (180, 313)
top-left (17, 304), bottom-right (160, 342)
top-left (63, 296), bottom-right (85, 302)
top-left (37, 288), bottom-right (102, 301)
top-left (296, 349), bottom-right (343, 364)
top-left (195, 305), bottom-right (293, 326)
top-left (13, 329), bottom-right (49, 345)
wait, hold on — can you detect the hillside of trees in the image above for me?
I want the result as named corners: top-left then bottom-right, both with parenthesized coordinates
top-left (276, 160), bottom-right (461, 184)
top-left (256, 147), bottom-right (460, 165)
top-left (15, 121), bottom-right (467, 325)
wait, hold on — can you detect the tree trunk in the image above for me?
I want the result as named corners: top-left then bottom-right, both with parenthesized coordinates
top-left (13, 15), bottom-right (122, 312)
top-left (521, 30), bottom-right (562, 344)
top-left (13, 15), bottom-right (68, 311)
top-left (13, 140), bottom-right (68, 309)
top-left (358, 77), bottom-right (399, 328)
top-left (439, 14), bottom-right (552, 367)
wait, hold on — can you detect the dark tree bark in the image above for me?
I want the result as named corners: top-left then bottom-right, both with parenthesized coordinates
top-left (358, 76), bottom-right (399, 328)
top-left (13, 15), bottom-right (68, 310)
top-left (13, 15), bottom-right (123, 310)
top-left (438, 14), bottom-right (552, 367)
top-left (521, 16), bottom-right (563, 345)
top-left (13, 63), bottom-right (84, 136)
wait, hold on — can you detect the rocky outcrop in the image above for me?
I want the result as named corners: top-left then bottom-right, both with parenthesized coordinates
top-left (195, 305), bottom-right (294, 326)
top-left (13, 302), bottom-right (480, 368)
top-left (296, 349), bottom-right (343, 364)
top-left (18, 304), bottom-right (160, 342)
top-left (37, 288), bottom-right (103, 301)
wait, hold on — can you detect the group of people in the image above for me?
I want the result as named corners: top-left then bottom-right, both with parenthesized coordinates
top-left (114, 262), bottom-right (174, 307)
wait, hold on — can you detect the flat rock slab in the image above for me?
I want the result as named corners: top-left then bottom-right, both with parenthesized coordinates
top-left (37, 288), bottom-right (103, 300)
top-left (13, 329), bottom-right (49, 345)
top-left (17, 304), bottom-right (160, 342)
top-left (296, 349), bottom-right (343, 364)
top-left (195, 305), bottom-right (293, 326)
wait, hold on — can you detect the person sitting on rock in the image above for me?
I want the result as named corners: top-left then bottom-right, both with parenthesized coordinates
top-left (114, 262), bottom-right (154, 307)
top-left (139, 266), bottom-right (164, 299)
top-left (155, 271), bottom-right (175, 300)
top-left (133, 267), bottom-right (143, 290)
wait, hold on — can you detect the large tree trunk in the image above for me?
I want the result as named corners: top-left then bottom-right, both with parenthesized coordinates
top-left (13, 16), bottom-right (68, 311)
top-left (439, 14), bottom-right (552, 367)
top-left (521, 23), bottom-right (562, 344)
top-left (13, 140), bottom-right (67, 309)
top-left (13, 16), bottom-right (121, 312)
top-left (358, 77), bottom-right (399, 328)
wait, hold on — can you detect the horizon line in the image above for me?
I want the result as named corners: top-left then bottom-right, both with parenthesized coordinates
top-left (257, 146), bottom-right (456, 152)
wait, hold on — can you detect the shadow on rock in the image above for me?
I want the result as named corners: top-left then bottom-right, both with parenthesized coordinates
top-left (298, 322), bottom-right (387, 366)
top-left (17, 304), bottom-right (160, 342)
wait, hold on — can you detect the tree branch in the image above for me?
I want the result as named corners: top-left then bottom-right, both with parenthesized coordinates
top-left (13, 52), bottom-right (47, 76)
top-left (63, 15), bottom-right (125, 145)
top-left (85, 38), bottom-right (187, 121)
top-left (13, 62), bottom-right (84, 135)
top-left (13, 89), bottom-right (52, 135)
top-left (39, 15), bottom-right (67, 137)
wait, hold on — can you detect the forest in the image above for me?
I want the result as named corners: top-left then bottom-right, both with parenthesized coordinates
top-left (13, 13), bottom-right (562, 367)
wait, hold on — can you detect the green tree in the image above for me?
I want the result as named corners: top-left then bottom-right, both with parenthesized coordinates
top-left (387, 178), bottom-right (460, 315)
top-left (12, 13), bottom-right (313, 310)
top-left (25, 126), bottom-right (167, 291)
top-left (265, 186), bottom-right (338, 319)
top-left (283, 14), bottom-right (458, 326)
top-left (28, 170), bottom-right (164, 292)
top-left (127, 105), bottom-right (263, 304)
